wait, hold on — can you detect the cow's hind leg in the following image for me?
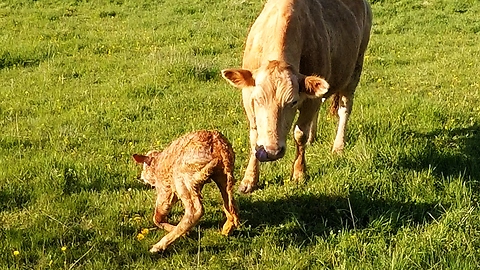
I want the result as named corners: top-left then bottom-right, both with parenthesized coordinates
top-left (332, 55), bottom-right (365, 153)
top-left (332, 93), bottom-right (353, 153)
top-left (307, 109), bottom-right (320, 144)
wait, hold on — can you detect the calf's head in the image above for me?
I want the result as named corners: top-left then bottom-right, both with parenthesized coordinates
top-left (222, 60), bottom-right (329, 162)
top-left (133, 151), bottom-right (161, 186)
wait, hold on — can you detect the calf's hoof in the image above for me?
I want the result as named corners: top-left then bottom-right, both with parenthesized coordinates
top-left (149, 246), bottom-right (165, 253)
top-left (221, 221), bottom-right (235, 236)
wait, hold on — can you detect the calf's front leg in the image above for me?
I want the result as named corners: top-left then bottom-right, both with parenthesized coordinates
top-left (153, 185), bottom-right (178, 232)
top-left (153, 192), bottom-right (178, 233)
top-left (150, 189), bottom-right (204, 253)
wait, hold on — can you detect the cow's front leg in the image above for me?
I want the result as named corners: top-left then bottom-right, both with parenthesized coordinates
top-left (332, 94), bottom-right (353, 153)
top-left (292, 125), bottom-right (308, 181)
top-left (238, 128), bottom-right (260, 194)
top-left (292, 99), bottom-right (321, 181)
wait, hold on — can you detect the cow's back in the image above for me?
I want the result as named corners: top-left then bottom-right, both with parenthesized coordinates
top-left (243, 0), bottom-right (372, 91)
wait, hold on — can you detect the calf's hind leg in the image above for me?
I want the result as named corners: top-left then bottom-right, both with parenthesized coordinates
top-left (213, 172), bottom-right (240, 235)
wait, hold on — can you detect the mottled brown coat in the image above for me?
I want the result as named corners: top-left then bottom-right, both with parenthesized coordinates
top-left (133, 130), bottom-right (239, 253)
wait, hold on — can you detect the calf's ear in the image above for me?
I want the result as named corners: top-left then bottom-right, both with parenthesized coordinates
top-left (299, 75), bottom-right (329, 98)
top-left (221, 69), bottom-right (255, 88)
top-left (132, 154), bottom-right (152, 166)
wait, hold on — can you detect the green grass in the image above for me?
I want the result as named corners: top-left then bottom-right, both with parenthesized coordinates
top-left (1, 0), bottom-right (479, 269)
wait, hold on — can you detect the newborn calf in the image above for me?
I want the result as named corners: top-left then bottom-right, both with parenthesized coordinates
top-left (133, 130), bottom-right (240, 253)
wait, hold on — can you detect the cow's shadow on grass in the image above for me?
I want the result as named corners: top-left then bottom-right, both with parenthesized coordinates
top-left (207, 125), bottom-right (480, 246)
top-left (231, 191), bottom-right (442, 245)
top-left (397, 124), bottom-right (480, 185)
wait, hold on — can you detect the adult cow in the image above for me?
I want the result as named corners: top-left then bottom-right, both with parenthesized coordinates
top-left (222, 0), bottom-right (372, 193)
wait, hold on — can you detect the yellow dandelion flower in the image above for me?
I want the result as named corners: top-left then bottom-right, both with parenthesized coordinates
top-left (136, 233), bottom-right (145, 240)
top-left (61, 246), bottom-right (67, 252)
top-left (13, 250), bottom-right (20, 256)
top-left (141, 228), bottom-right (149, 235)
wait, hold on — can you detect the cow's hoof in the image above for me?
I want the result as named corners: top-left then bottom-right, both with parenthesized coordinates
top-left (332, 143), bottom-right (344, 154)
top-left (331, 148), bottom-right (344, 154)
top-left (238, 183), bottom-right (256, 194)
top-left (291, 170), bottom-right (307, 183)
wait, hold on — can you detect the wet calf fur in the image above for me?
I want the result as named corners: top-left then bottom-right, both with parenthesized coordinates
top-left (133, 130), bottom-right (240, 253)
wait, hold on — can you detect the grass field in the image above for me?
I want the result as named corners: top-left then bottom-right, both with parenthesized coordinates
top-left (1, 0), bottom-right (480, 269)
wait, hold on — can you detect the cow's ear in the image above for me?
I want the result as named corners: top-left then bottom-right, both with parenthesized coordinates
top-left (133, 154), bottom-right (152, 166)
top-left (299, 75), bottom-right (329, 98)
top-left (221, 69), bottom-right (255, 88)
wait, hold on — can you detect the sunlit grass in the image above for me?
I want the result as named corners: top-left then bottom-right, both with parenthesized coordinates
top-left (1, 0), bottom-right (480, 269)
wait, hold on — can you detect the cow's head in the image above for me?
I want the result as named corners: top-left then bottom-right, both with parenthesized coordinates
top-left (222, 60), bottom-right (329, 162)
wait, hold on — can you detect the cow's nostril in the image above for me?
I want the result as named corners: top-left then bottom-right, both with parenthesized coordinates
top-left (255, 145), bottom-right (286, 162)
top-left (264, 145), bottom-right (284, 156)
top-left (268, 146), bottom-right (285, 160)
top-left (255, 145), bottom-right (268, 161)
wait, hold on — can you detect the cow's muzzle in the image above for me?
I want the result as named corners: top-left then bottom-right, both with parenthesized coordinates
top-left (255, 145), bottom-right (285, 162)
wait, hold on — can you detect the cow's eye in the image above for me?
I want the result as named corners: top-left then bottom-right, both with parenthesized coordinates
top-left (290, 100), bottom-right (298, 107)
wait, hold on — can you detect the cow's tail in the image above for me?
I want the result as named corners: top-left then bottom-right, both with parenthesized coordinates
top-left (329, 93), bottom-right (340, 116)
